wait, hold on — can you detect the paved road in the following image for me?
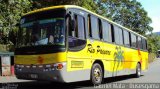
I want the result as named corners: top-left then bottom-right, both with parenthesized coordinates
top-left (0, 59), bottom-right (160, 89)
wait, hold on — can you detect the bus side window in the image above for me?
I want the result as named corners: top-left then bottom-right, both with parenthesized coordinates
top-left (68, 14), bottom-right (86, 51)
top-left (114, 26), bottom-right (123, 45)
top-left (145, 40), bottom-right (148, 50)
top-left (131, 33), bottom-right (137, 48)
top-left (102, 21), bottom-right (112, 42)
top-left (119, 28), bottom-right (123, 45)
top-left (138, 37), bottom-right (142, 49)
top-left (142, 38), bottom-right (147, 50)
top-left (90, 15), bottom-right (100, 40)
top-left (123, 30), bottom-right (130, 47)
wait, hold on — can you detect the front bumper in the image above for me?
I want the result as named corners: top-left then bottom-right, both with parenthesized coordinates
top-left (15, 62), bottom-right (67, 82)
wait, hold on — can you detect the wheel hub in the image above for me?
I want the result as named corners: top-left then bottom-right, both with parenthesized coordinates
top-left (94, 68), bottom-right (101, 82)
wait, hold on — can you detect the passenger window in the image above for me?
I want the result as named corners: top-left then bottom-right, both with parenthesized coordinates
top-left (142, 39), bottom-right (147, 50)
top-left (90, 15), bottom-right (100, 40)
top-left (102, 21), bottom-right (112, 42)
top-left (138, 37), bottom-right (142, 49)
top-left (131, 33), bottom-right (137, 48)
top-left (119, 28), bottom-right (123, 45)
top-left (114, 26), bottom-right (123, 45)
top-left (123, 30), bottom-right (130, 47)
top-left (77, 15), bottom-right (85, 39)
top-left (68, 14), bottom-right (86, 51)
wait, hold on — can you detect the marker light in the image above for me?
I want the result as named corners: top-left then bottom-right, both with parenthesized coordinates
top-left (57, 63), bottom-right (63, 70)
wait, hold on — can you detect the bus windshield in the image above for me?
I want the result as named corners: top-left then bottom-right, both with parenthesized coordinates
top-left (17, 10), bottom-right (65, 48)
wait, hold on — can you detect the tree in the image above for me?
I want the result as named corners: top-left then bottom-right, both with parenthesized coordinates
top-left (31, 0), bottom-right (97, 12)
top-left (95, 0), bottom-right (153, 35)
top-left (0, 0), bottom-right (31, 44)
top-left (147, 34), bottom-right (160, 53)
top-left (32, 0), bottom-right (153, 35)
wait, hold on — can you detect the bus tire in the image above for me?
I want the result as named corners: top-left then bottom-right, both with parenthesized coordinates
top-left (135, 63), bottom-right (141, 78)
top-left (91, 63), bottom-right (103, 85)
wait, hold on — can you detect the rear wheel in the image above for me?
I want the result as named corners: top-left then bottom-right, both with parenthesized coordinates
top-left (91, 63), bottom-right (103, 85)
top-left (135, 63), bottom-right (141, 78)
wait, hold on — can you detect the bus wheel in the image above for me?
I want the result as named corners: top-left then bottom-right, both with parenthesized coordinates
top-left (135, 63), bottom-right (141, 78)
top-left (91, 63), bottom-right (103, 85)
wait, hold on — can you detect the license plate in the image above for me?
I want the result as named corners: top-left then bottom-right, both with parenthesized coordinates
top-left (30, 74), bottom-right (38, 79)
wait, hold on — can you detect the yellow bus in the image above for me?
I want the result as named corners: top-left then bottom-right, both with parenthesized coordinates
top-left (15, 5), bottom-right (148, 85)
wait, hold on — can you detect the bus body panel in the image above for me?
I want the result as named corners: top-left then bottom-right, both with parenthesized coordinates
top-left (15, 5), bottom-right (148, 83)
top-left (15, 61), bottom-right (91, 82)
top-left (15, 52), bottom-right (67, 65)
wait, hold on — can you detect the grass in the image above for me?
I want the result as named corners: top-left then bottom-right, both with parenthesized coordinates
top-left (148, 53), bottom-right (156, 63)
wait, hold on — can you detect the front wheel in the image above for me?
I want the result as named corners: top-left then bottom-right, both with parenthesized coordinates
top-left (91, 63), bottom-right (103, 85)
top-left (135, 63), bottom-right (141, 78)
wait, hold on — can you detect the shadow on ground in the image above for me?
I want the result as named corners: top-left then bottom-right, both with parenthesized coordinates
top-left (0, 74), bottom-right (141, 89)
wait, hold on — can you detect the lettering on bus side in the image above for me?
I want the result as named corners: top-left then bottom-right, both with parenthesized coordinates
top-left (87, 44), bottom-right (95, 53)
top-left (87, 44), bottom-right (111, 55)
top-left (97, 45), bottom-right (111, 55)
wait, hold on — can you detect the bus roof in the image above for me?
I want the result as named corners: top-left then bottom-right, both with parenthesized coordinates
top-left (24, 5), bottom-right (146, 39)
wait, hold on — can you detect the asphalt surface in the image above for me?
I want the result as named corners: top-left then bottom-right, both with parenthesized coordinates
top-left (0, 58), bottom-right (160, 89)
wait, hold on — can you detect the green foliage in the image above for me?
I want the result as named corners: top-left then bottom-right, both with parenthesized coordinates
top-left (95, 0), bottom-right (153, 35)
top-left (147, 34), bottom-right (160, 53)
top-left (0, 0), bottom-right (156, 53)
top-left (0, 0), bottom-right (31, 44)
top-left (31, 0), bottom-right (97, 12)
top-left (32, 0), bottom-right (153, 35)
top-left (31, 0), bottom-right (158, 55)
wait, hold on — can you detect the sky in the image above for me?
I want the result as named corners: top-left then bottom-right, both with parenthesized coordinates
top-left (138, 0), bottom-right (160, 32)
